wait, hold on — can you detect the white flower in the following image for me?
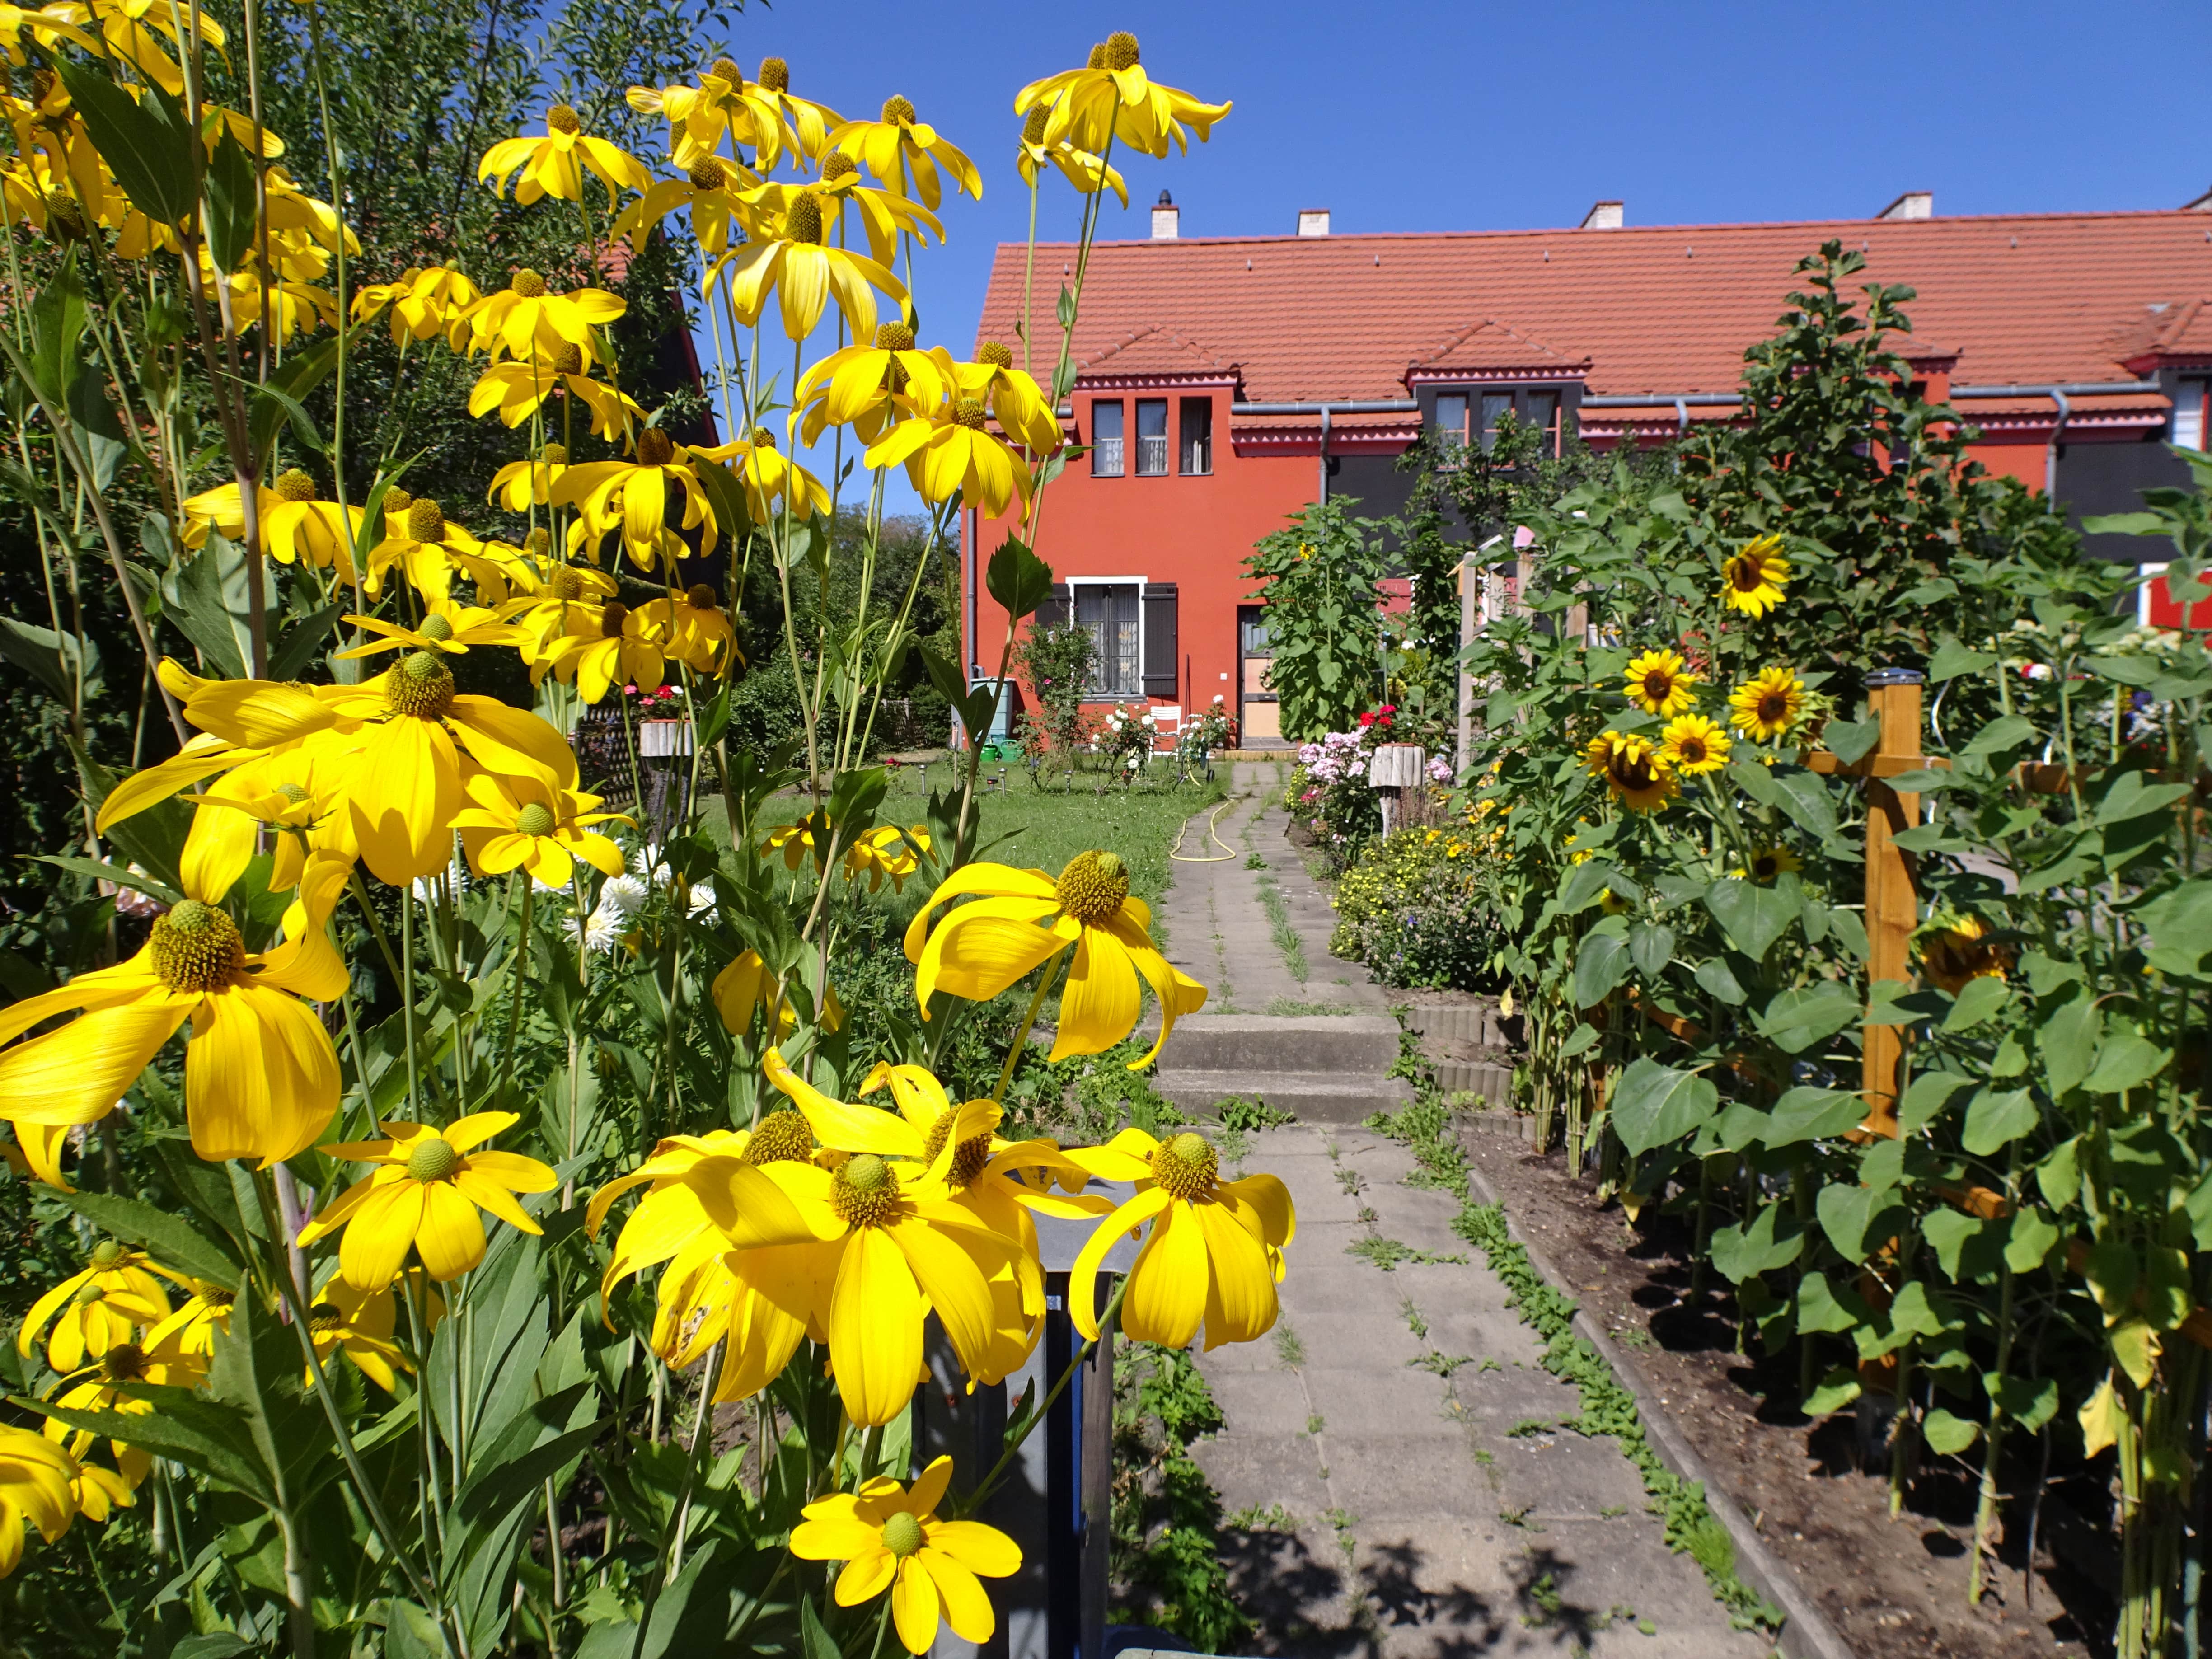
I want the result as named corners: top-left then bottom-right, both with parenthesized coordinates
top-left (630, 840), bottom-right (670, 881)
top-left (598, 873), bottom-right (650, 915)
top-left (566, 906), bottom-right (624, 954)
top-left (684, 878), bottom-right (717, 918)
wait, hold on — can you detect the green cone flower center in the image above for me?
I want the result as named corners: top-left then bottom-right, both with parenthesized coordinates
top-left (689, 155), bottom-right (729, 191)
top-left (150, 900), bottom-right (245, 994)
top-left (102, 1342), bottom-right (148, 1383)
top-left (636, 428), bottom-right (675, 466)
top-left (875, 321), bottom-right (914, 353)
top-left (1055, 850), bottom-right (1128, 924)
top-left (277, 782), bottom-right (311, 805)
top-left (548, 569), bottom-right (584, 600)
top-left (758, 56), bottom-right (789, 91)
top-left (599, 601), bottom-right (629, 641)
top-left (881, 94), bottom-right (916, 125)
top-left (745, 1108), bottom-right (815, 1165)
top-left (89, 1240), bottom-right (126, 1269)
top-left (785, 192), bottom-right (824, 245)
top-left (832, 1153), bottom-right (896, 1228)
top-left (308, 1302), bottom-right (344, 1333)
top-left (1151, 1132), bottom-right (1218, 1201)
top-left (881, 1512), bottom-right (925, 1557)
top-left (547, 103), bottom-right (581, 135)
top-left (407, 1137), bottom-right (461, 1183)
top-left (952, 398), bottom-right (988, 431)
top-left (1104, 31), bottom-right (1140, 70)
top-left (977, 340), bottom-right (1013, 370)
top-left (387, 651), bottom-right (456, 719)
top-left (541, 443), bottom-right (569, 467)
top-left (516, 802), bottom-right (557, 837)
top-left (819, 150), bottom-right (856, 182)
top-left (511, 268), bottom-right (548, 298)
top-left (417, 614), bottom-right (455, 642)
top-left (406, 498), bottom-right (445, 542)
top-left (73, 1282), bottom-right (107, 1308)
top-left (274, 467), bottom-right (316, 502)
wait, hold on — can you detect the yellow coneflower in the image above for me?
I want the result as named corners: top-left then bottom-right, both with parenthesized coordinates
top-left (1719, 533), bottom-right (1791, 617)
top-left (797, 150), bottom-right (945, 266)
top-left (1623, 648), bottom-right (1700, 717)
top-left (464, 270), bottom-right (627, 366)
top-left (793, 320), bottom-right (950, 446)
top-left (864, 390), bottom-right (1032, 519)
top-left (706, 187), bottom-right (905, 343)
top-left (478, 102), bottom-right (650, 205)
top-left (610, 150), bottom-right (759, 256)
top-left (469, 344), bottom-right (644, 444)
top-left (1014, 104), bottom-right (1127, 204)
top-left (1728, 667), bottom-right (1807, 743)
top-left (1015, 33), bottom-right (1231, 160)
top-left (826, 94), bottom-right (981, 210)
top-left (551, 426), bottom-right (723, 568)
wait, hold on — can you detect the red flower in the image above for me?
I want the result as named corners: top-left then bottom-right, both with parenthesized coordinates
top-left (1358, 712), bottom-right (1376, 727)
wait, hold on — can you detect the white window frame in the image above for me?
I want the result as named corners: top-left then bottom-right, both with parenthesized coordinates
top-left (1067, 576), bottom-right (1148, 699)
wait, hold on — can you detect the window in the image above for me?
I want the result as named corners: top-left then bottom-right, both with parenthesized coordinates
top-left (2175, 379), bottom-right (2209, 452)
top-left (1179, 398), bottom-right (1212, 474)
top-left (1135, 399), bottom-right (1169, 475)
top-left (1074, 582), bottom-right (1141, 696)
top-left (1480, 392), bottom-right (1514, 452)
top-left (1090, 400), bottom-right (1124, 476)
top-left (1524, 391), bottom-right (1561, 455)
top-left (1433, 393), bottom-right (1468, 449)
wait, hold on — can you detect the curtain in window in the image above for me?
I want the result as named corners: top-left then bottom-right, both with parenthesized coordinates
top-left (1076, 583), bottom-right (1142, 695)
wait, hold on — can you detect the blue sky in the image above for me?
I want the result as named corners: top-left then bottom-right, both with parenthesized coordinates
top-left (688, 0), bottom-right (2208, 512)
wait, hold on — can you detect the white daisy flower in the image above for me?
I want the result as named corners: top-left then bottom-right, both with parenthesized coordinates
top-left (598, 873), bottom-right (650, 915)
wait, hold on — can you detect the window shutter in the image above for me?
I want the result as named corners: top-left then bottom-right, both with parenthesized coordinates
top-left (1033, 582), bottom-right (1071, 629)
top-left (1142, 584), bottom-right (1179, 698)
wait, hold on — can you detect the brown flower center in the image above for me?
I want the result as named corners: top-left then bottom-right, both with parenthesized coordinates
top-left (881, 94), bottom-right (917, 125)
top-left (552, 342), bottom-right (584, 375)
top-left (537, 443), bottom-right (568, 468)
top-left (150, 900), bottom-right (245, 994)
top-left (758, 56), bottom-right (789, 91)
top-left (1729, 556), bottom-right (1764, 592)
top-left (547, 103), bottom-right (581, 135)
top-left (745, 1108), bottom-right (814, 1165)
top-left (385, 650), bottom-right (456, 719)
top-left (874, 321), bottom-right (914, 354)
top-left (952, 398), bottom-right (988, 431)
top-left (383, 488), bottom-right (414, 518)
top-left (636, 428), bottom-right (675, 466)
top-left (308, 1303), bottom-right (345, 1333)
top-left (526, 528), bottom-right (553, 556)
top-left (685, 583), bottom-right (718, 611)
top-left (102, 1343), bottom-right (148, 1383)
top-left (406, 498), bottom-right (446, 542)
top-left (1054, 850), bottom-right (1128, 924)
top-left (274, 468), bottom-right (316, 502)
top-left (688, 155), bottom-right (729, 192)
top-left (711, 57), bottom-right (741, 81)
top-left (548, 568), bottom-right (584, 600)
top-left (819, 151), bottom-right (856, 182)
top-left (1086, 42), bottom-right (1108, 69)
top-left (510, 268), bottom-right (548, 298)
top-left (1104, 31), bottom-right (1140, 70)
top-left (784, 192), bottom-right (824, 245)
top-left (977, 340), bottom-right (1013, 370)
top-left (1641, 671), bottom-right (1673, 703)
top-left (1757, 690), bottom-right (1790, 723)
top-left (1022, 106), bottom-right (1049, 145)
top-left (599, 600), bottom-right (629, 640)
top-left (1150, 1132), bottom-right (1217, 1201)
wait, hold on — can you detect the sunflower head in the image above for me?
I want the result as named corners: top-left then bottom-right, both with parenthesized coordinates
top-left (1745, 846), bottom-right (1802, 883)
top-left (1623, 649), bottom-right (1697, 717)
top-left (952, 398), bottom-right (988, 431)
top-left (831, 1152), bottom-right (897, 1228)
top-left (1150, 1132), bottom-right (1217, 1200)
top-left (784, 191), bottom-right (824, 245)
top-left (1729, 668), bottom-right (1807, 742)
top-left (1022, 106), bottom-right (1049, 145)
top-left (386, 650), bottom-right (457, 719)
top-left (406, 1136), bottom-right (461, 1182)
top-left (551, 342), bottom-right (584, 375)
top-left (978, 340), bottom-right (1014, 370)
top-left (687, 155), bottom-right (728, 191)
top-left (406, 497), bottom-right (445, 543)
top-left (1659, 713), bottom-right (1730, 776)
top-left (1721, 535), bottom-right (1791, 617)
top-left (744, 1107), bottom-right (814, 1165)
top-left (308, 1302), bottom-right (344, 1333)
top-left (881, 94), bottom-right (917, 125)
top-left (635, 428), bottom-right (675, 466)
top-left (1585, 732), bottom-right (1676, 813)
top-left (509, 268), bottom-right (548, 298)
top-left (599, 600), bottom-right (630, 640)
top-left (274, 468), bottom-right (316, 502)
top-left (758, 56), bottom-right (789, 91)
top-left (1104, 30), bottom-right (1141, 69)
top-left (819, 150), bottom-right (856, 183)
top-left (150, 900), bottom-right (245, 993)
top-left (1055, 850), bottom-right (1128, 923)
top-left (547, 103), bottom-right (581, 135)
top-left (515, 802), bottom-right (557, 838)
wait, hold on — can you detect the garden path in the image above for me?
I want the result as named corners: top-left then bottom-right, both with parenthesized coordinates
top-left (1153, 770), bottom-right (1773, 1659)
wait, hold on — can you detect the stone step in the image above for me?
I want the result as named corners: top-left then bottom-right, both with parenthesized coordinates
top-left (1428, 1059), bottom-right (1517, 1107)
top-left (1159, 1013), bottom-right (1401, 1075)
top-left (1153, 1069), bottom-right (1411, 1124)
top-left (1402, 999), bottom-right (1517, 1049)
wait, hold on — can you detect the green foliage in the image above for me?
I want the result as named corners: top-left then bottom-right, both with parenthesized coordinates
top-left (1111, 1343), bottom-right (1251, 1654)
top-left (1242, 499), bottom-right (1388, 740)
top-left (1017, 619), bottom-right (1097, 761)
top-left (1330, 830), bottom-right (1501, 990)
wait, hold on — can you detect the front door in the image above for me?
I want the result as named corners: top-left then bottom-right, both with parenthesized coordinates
top-left (1237, 606), bottom-right (1279, 743)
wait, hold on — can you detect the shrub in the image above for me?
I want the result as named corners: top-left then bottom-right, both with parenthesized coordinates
top-left (1330, 830), bottom-right (1500, 989)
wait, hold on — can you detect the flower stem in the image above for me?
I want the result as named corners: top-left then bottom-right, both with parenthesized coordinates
top-left (958, 1269), bottom-right (1130, 1518)
top-left (992, 946), bottom-right (1069, 1102)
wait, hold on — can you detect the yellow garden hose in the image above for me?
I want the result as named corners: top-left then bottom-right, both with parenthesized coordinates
top-left (1169, 798), bottom-right (1239, 863)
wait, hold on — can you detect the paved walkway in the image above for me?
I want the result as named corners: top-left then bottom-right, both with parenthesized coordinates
top-left (1153, 769), bottom-right (1771, 1659)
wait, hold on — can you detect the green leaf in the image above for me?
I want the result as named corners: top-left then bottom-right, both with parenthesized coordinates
top-left (1922, 1407), bottom-right (1980, 1455)
top-left (2081, 510), bottom-right (2166, 537)
top-left (1608, 1057), bottom-right (1718, 1157)
top-left (1558, 859), bottom-right (1626, 914)
top-left (66, 356), bottom-right (127, 490)
top-left (204, 127), bottom-right (257, 274)
top-left (2039, 991), bottom-right (2100, 1098)
top-left (1961, 714), bottom-right (2037, 756)
top-left (1557, 1021), bottom-right (1599, 1059)
top-left (2036, 1136), bottom-right (2082, 1212)
top-left (1960, 1087), bottom-right (2039, 1157)
top-left (1865, 978), bottom-right (1947, 1026)
top-left (17, 1387), bottom-right (272, 1503)
top-left (1708, 1202), bottom-right (1803, 1284)
top-left (2095, 770), bottom-right (2192, 826)
top-left (1823, 718), bottom-right (1882, 764)
top-left (1627, 921), bottom-right (1674, 980)
top-left (1922, 1209), bottom-right (2000, 1283)
top-left (1753, 981), bottom-right (1859, 1054)
top-left (984, 535), bottom-right (1053, 619)
top-left (1715, 1102), bottom-right (1770, 1153)
top-left (2005, 1207), bottom-right (2061, 1272)
top-left (1943, 975), bottom-right (2011, 1032)
top-left (268, 601), bottom-right (347, 681)
top-left (1899, 1070), bottom-right (1973, 1136)
top-left (2138, 879), bottom-right (2212, 971)
top-left (1888, 1280), bottom-right (1953, 1339)
top-left (1818, 1182), bottom-right (1904, 1264)
top-left (1762, 1087), bottom-right (1866, 1146)
top-left (246, 320), bottom-right (376, 464)
top-left (52, 59), bottom-right (197, 226)
top-left (1694, 955), bottom-right (1747, 1006)
top-left (1985, 1371), bottom-right (2059, 1432)
top-left (1884, 769), bottom-right (1959, 794)
top-left (0, 615), bottom-right (100, 703)
top-left (56, 1189), bottom-right (242, 1285)
top-left (2083, 1027), bottom-right (2169, 1096)
top-left (1572, 929), bottom-right (1631, 1009)
top-left (1803, 1368), bottom-right (1862, 1417)
top-left (1704, 876), bottom-right (1797, 958)
top-left (1927, 637), bottom-right (1999, 683)
top-left (1795, 1269), bottom-right (1868, 1334)
top-left (159, 533), bottom-right (272, 680)
top-left (27, 247), bottom-right (86, 406)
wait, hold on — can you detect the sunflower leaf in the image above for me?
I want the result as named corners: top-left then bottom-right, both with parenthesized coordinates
top-left (1823, 718), bottom-right (1882, 765)
top-left (985, 534), bottom-right (1054, 619)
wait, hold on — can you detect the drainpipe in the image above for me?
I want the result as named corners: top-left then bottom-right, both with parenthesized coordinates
top-left (2045, 389), bottom-right (2071, 501)
top-left (1318, 405), bottom-right (1331, 502)
top-left (1674, 396), bottom-right (1690, 437)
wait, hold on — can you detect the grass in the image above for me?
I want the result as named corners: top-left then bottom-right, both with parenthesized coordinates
top-left (1252, 871), bottom-right (1308, 983)
top-left (1265, 997), bottom-right (1355, 1017)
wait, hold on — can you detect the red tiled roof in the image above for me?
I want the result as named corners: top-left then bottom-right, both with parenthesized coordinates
top-left (2111, 296), bottom-right (2212, 369)
top-left (976, 211), bottom-right (2212, 403)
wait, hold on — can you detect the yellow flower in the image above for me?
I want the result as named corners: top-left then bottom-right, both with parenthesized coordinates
top-left (305, 1275), bottom-right (419, 1392)
top-left (540, 598), bottom-right (670, 704)
top-left (178, 478), bottom-right (280, 551)
top-left (639, 584), bottom-right (739, 674)
top-left (949, 342), bottom-right (1061, 453)
top-left (1014, 105), bottom-right (1126, 204)
top-left (790, 1457), bottom-right (1021, 1654)
top-left (1728, 667), bottom-right (1807, 743)
top-left (844, 825), bottom-right (931, 893)
top-left (865, 392), bottom-right (1033, 520)
top-left (464, 269), bottom-right (627, 365)
top-left (710, 953), bottom-right (838, 1042)
top-left (760, 816), bottom-right (825, 873)
top-left (361, 493), bottom-right (511, 603)
top-left (336, 596), bottom-right (529, 664)
top-left (16, 1242), bottom-right (181, 1372)
top-left (706, 187), bottom-right (905, 343)
top-left (799, 150), bottom-right (945, 266)
top-left (552, 427), bottom-right (724, 569)
top-left (506, 561), bottom-right (619, 657)
top-left (610, 150), bottom-right (759, 256)
top-left (0, 1425), bottom-right (80, 1579)
top-left (0, 5), bottom-right (97, 66)
top-left (353, 262), bottom-right (481, 347)
top-left (627, 56), bottom-right (837, 172)
top-left (42, 1327), bottom-right (206, 1486)
top-left (296, 1113), bottom-right (558, 1289)
top-left (453, 773), bottom-right (629, 890)
top-left (1063, 1128), bottom-right (1294, 1350)
top-left (1720, 534), bottom-right (1790, 617)
top-left (691, 427), bottom-right (831, 522)
top-left (1623, 649), bottom-right (1699, 717)
top-left (904, 851), bottom-right (1208, 1066)
top-left (793, 320), bottom-right (953, 447)
top-left (1014, 33), bottom-right (1231, 160)
top-left (0, 868), bottom-right (349, 1178)
top-left (478, 103), bottom-right (650, 205)
top-left (488, 444), bottom-right (570, 511)
top-left (1657, 713), bottom-right (1730, 776)
top-left (469, 350), bottom-right (644, 444)
top-left (1737, 845), bottom-right (1804, 884)
top-left (1583, 731), bottom-right (1677, 814)
top-left (826, 94), bottom-right (981, 210)
top-left (142, 1280), bottom-right (237, 1357)
top-left (1918, 914), bottom-right (2013, 996)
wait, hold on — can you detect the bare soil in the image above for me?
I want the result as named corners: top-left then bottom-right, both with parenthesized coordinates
top-left (1457, 1135), bottom-right (2113, 1659)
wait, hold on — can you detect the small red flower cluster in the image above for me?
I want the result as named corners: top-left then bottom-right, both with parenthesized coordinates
top-left (1357, 704), bottom-right (1398, 730)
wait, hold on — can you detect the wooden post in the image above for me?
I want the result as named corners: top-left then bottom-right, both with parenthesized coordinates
top-left (1858, 668), bottom-right (1925, 1138)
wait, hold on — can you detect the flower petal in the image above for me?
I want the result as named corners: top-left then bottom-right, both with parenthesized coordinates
top-left (1067, 1186), bottom-right (1169, 1340)
top-left (829, 1226), bottom-right (923, 1428)
top-left (1048, 930), bottom-right (1140, 1061)
top-left (890, 1557), bottom-right (941, 1656)
top-left (1193, 1197), bottom-right (1277, 1349)
top-left (1122, 1200), bottom-right (1208, 1350)
top-left (927, 1519), bottom-right (1022, 1578)
top-left (919, 1548), bottom-right (996, 1643)
top-left (414, 1181), bottom-right (490, 1280)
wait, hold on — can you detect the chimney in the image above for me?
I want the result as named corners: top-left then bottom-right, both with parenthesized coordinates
top-left (1151, 189), bottom-right (1179, 239)
top-left (1297, 208), bottom-right (1330, 237)
top-left (1580, 200), bottom-right (1624, 230)
top-left (1876, 191), bottom-right (1933, 220)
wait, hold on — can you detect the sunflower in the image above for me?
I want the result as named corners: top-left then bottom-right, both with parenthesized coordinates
top-left (1622, 648), bottom-right (1699, 717)
top-left (864, 392), bottom-right (1033, 520)
top-left (609, 150), bottom-right (758, 256)
top-left (478, 103), bottom-right (650, 205)
top-left (638, 583), bottom-right (738, 673)
top-left (902, 850), bottom-right (1208, 1065)
top-left (950, 342), bottom-right (1061, 453)
top-left (1583, 731), bottom-right (1678, 813)
top-left (1014, 105), bottom-right (1126, 204)
top-left (552, 426), bottom-right (724, 568)
top-left (453, 773), bottom-right (629, 890)
top-left (1015, 33), bottom-right (1231, 160)
top-left (1719, 533), bottom-right (1791, 617)
top-left (791, 1458), bottom-right (1021, 1655)
top-left (296, 1114), bottom-right (558, 1289)
top-left (1658, 713), bottom-right (1731, 776)
top-left (0, 1425), bottom-right (79, 1579)
top-left (17, 1242), bottom-right (181, 1372)
top-left (464, 270), bottom-right (627, 366)
top-left (1063, 1128), bottom-right (1294, 1350)
top-left (305, 1275), bottom-right (416, 1392)
top-left (0, 867), bottom-right (350, 1177)
top-left (1918, 913), bottom-right (2014, 996)
top-left (793, 320), bottom-right (951, 446)
top-left (469, 350), bottom-right (644, 443)
top-left (1739, 845), bottom-right (1804, 885)
top-left (706, 187), bottom-right (905, 343)
top-left (1728, 667), bottom-right (1808, 742)
top-left (825, 94), bottom-right (981, 211)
